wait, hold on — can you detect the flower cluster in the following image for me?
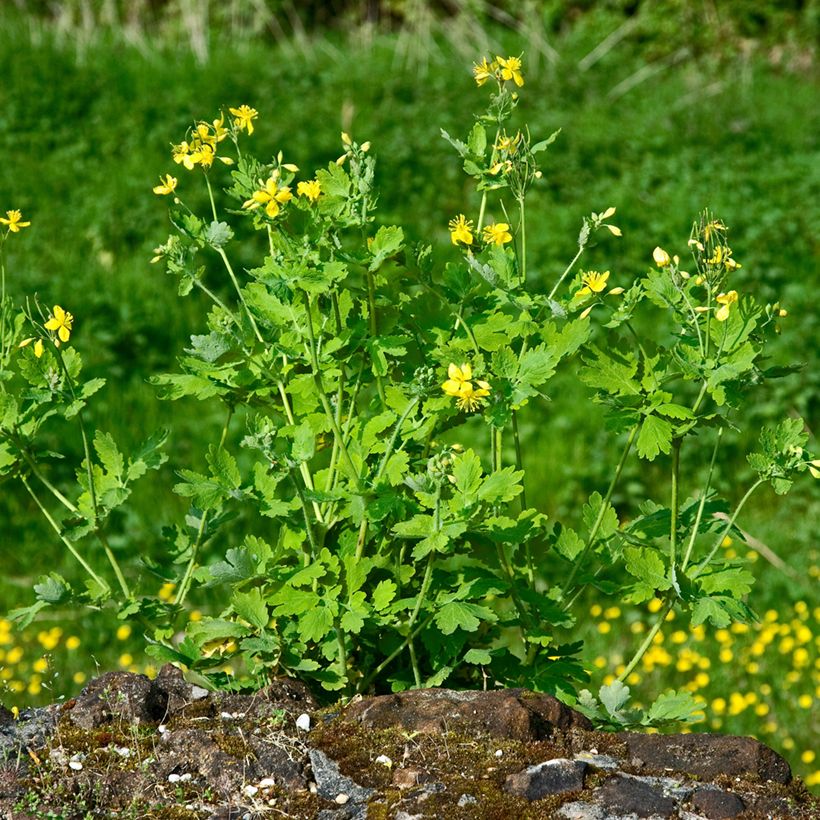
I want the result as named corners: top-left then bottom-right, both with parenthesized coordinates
top-left (172, 112), bottom-right (233, 171)
top-left (441, 362), bottom-right (491, 412)
top-left (448, 215), bottom-right (512, 248)
top-left (19, 304), bottom-right (73, 358)
top-left (243, 168), bottom-right (295, 219)
top-left (473, 55), bottom-right (524, 88)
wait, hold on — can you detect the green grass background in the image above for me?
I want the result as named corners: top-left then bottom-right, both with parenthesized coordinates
top-left (0, 0), bottom-right (817, 787)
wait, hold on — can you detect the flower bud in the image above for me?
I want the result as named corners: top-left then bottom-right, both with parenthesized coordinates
top-left (653, 247), bottom-right (671, 267)
top-left (341, 132), bottom-right (352, 145)
top-left (360, 141), bottom-right (371, 152)
top-left (607, 287), bottom-right (625, 295)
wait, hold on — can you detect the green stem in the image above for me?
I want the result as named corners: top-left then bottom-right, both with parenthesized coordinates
top-left (303, 291), bottom-right (361, 489)
top-left (19, 448), bottom-right (78, 514)
top-left (365, 269), bottom-right (386, 406)
top-left (518, 196), bottom-right (527, 286)
top-left (669, 439), bottom-right (681, 587)
top-left (334, 615), bottom-right (351, 691)
top-left (216, 248), bottom-right (264, 344)
top-left (174, 406), bottom-right (233, 606)
top-left (511, 411), bottom-right (533, 586)
top-left (562, 424), bottom-right (638, 599)
top-left (21, 475), bottom-right (109, 593)
top-left (618, 597), bottom-right (674, 682)
top-left (681, 428), bottom-right (723, 572)
top-left (204, 173), bottom-right (219, 222)
top-left (691, 478), bottom-right (765, 580)
top-left (290, 470), bottom-right (318, 567)
top-left (548, 245), bottom-right (585, 301)
top-left (193, 278), bottom-right (238, 322)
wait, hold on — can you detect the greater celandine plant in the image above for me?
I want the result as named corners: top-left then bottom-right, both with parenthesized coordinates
top-left (1, 57), bottom-right (817, 722)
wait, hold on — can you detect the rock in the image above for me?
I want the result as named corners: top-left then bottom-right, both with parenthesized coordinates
top-left (504, 758), bottom-right (587, 799)
top-left (68, 671), bottom-right (155, 729)
top-left (145, 663), bottom-right (196, 718)
top-left (574, 751), bottom-right (621, 770)
top-left (597, 773), bottom-right (678, 818)
top-left (392, 768), bottom-right (421, 789)
top-left (690, 786), bottom-right (745, 818)
top-left (308, 748), bottom-right (374, 804)
top-left (557, 802), bottom-right (606, 820)
top-left (0, 705), bottom-right (59, 761)
top-left (623, 732), bottom-right (792, 784)
top-left (341, 688), bottom-right (591, 740)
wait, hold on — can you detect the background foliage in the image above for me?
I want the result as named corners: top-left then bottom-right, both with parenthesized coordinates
top-left (1, 0), bottom-right (818, 788)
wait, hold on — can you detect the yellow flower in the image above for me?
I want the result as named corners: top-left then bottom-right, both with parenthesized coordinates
top-left (653, 247), bottom-right (671, 267)
top-left (448, 214), bottom-right (474, 246)
top-left (152, 174), bottom-right (178, 196)
top-left (243, 174), bottom-right (293, 219)
top-left (497, 55), bottom-right (524, 87)
top-left (575, 270), bottom-right (610, 297)
top-left (702, 219), bottom-right (726, 242)
top-left (808, 459), bottom-right (820, 479)
top-left (172, 140), bottom-right (197, 170)
top-left (441, 363), bottom-right (491, 413)
top-left (229, 105), bottom-right (258, 135)
top-left (715, 290), bottom-right (738, 321)
top-left (116, 624), bottom-right (131, 641)
top-left (482, 222), bottom-right (513, 246)
top-left (0, 209), bottom-right (31, 233)
top-left (45, 305), bottom-right (73, 344)
top-left (473, 57), bottom-right (498, 86)
top-left (494, 131), bottom-right (522, 155)
top-left (297, 179), bottom-right (322, 202)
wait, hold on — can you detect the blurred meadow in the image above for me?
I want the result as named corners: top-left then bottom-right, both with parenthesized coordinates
top-left (1, 0), bottom-right (818, 788)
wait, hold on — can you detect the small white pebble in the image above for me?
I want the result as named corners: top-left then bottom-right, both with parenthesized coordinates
top-left (168, 773), bottom-right (181, 783)
top-left (258, 777), bottom-right (276, 789)
top-left (158, 724), bottom-right (168, 734)
top-left (233, 712), bottom-right (245, 719)
top-left (335, 793), bottom-right (350, 805)
top-left (243, 785), bottom-right (258, 798)
top-left (220, 712), bottom-right (234, 720)
top-left (69, 761), bottom-right (83, 771)
top-left (375, 754), bottom-right (393, 768)
top-left (295, 713), bottom-right (311, 732)
top-left (308, 783), bottom-right (318, 794)
top-left (180, 773), bottom-right (192, 782)
top-left (190, 685), bottom-right (209, 699)
top-left (495, 749), bottom-right (503, 758)
top-left (114, 746), bottom-right (132, 758)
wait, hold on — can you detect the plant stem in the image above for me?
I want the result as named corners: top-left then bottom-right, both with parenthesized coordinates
top-left (204, 174), bottom-right (219, 222)
top-left (21, 475), bottom-right (109, 593)
top-left (618, 597), bottom-right (674, 682)
top-left (333, 615), bottom-right (350, 691)
top-left (365, 269), bottom-right (386, 406)
top-left (669, 438), bottom-right (682, 588)
top-left (174, 406), bottom-right (233, 606)
top-left (548, 246), bottom-right (585, 301)
top-left (216, 247), bottom-right (264, 344)
top-left (20, 448), bottom-right (78, 514)
top-left (681, 428), bottom-right (723, 572)
top-left (562, 424), bottom-right (638, 599)
top-left (290, 470), bottom-right (318, 567)
top-left (691, 478), bottom-right (765, 580)
top-left (511, 411), bottom-right (534, 586)
top-left (518, 196), bottom-right (527, 285)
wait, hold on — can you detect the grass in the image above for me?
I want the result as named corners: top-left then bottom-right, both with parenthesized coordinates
top-left (0, 0), bottom-right (817, 790)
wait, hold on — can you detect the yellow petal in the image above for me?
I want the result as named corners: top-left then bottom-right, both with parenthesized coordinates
top-left (460, 363), bottom-right (472, 381)
top-left (447, 363), bottom-right (461, 381)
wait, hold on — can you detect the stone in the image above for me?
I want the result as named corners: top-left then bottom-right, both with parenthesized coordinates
top-left (690, 786), bottom-right (745, 818)
top-left (68, 671), bottom-right (155, 729)
top-left (574, 751), bottom-right (621, 770)
top-left (597, 773), bottom-right (678, 818)
top-left (392, 768), bottom-right (421, 789)
top-left (308, 748), bottom-right (374, 804)
top-left (341, 687), bottom-right (591, 740)
top-left (623, 732), bottom-right (792, 784)
top-left (557, 802), bottom-right (606, 820)
top-left (0, 705), bottom-right (59, 761)
top-left (503, 758), bottom-right (587, 799)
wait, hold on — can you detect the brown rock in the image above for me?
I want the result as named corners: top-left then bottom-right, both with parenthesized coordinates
top-left (392, 768), bottom-right (421, 789)
top-left (504, 758), bottom-right (587, 799)
top-left (597, 774), bottom-right (677, 818)
top-left (342, 688), bottom-right (591, 740)
top-left (67, 671), bottom-right (155, 729)
top-left (691, 786), bottom-right (746, 818)
top-left (623, 732), bottom-right (792, 784)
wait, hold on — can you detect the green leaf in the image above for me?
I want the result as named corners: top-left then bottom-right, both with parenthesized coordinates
top-left (579, 347), bottom-right (640, 396)
top-left (369, 226), bottom-right (404, 271)
top-left (637, 414), bottom-right (673, 461)
top-left (384, 450), bottom-right (409, 486)
top-left (204, 220), bottom-right (233, 249)
top-left (299, 606), bottom-right (334, 642)
top-left (479, 466), bottom-right (523, 504)
top-left (518, 344), bottom-right (558, 389)
top-left (582, 492), bottom-right (619, 540)
top-left (292, 421), bottom-right (316, 462)
top-left (34, 573), bottom-right (72, 604)
top-left (645, 689), bottom-right (702, 725)
top-left (696, 565), bottom-right (754, 598)
top-left (372, 579), bottom-right (397, 611)
top-left (207, 547), bottom-right (259, 586)
top-left (464, 648), bottom-right (492, 665)
top-left (690, 595), bottom-right (755, 628)
top-left (467, 123), bottom-right (487, 157)
top-left (435, 601), bottom-right (490, 635)
top-left (530, 128), bottom-right (561, 153)
top-left (555, 526), bottom-right (585, 560)
top-left (207, 445), bottom-right (241, 489)
top-left (231, 589), bottom-right (269, 631)
top-left (453, 449), bottom-right (483, 498)
top-left (94, 431), bottom-right (124, 480)
top-left (393, 514), bottom-right (435, 538)
top-left (599, 680), bottom-right (631, 721)
top-left (623, 547), bottom-right (672, 602)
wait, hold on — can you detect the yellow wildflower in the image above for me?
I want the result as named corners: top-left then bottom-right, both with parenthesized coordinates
top-left (441, 363), bottom-right (491, 413)
top-left (715, 290), bottom-right (738, 321)
top-left (243, 173), bottom-right (293, 219)
top-left (494, 131), bottom-right (522, 155)
top-left (482, 222), bottom-right (513, 246)
top-left (575, 270), bottom-right (610, 298)
top-left (702, 219), bottom-right (726, 242)
top-left (45, 305), bottom-right (73, 344)
top-left (297, 179), bottom-right (322, 203)
top-left (653, 247), bottom-right (671, 267)
top-left (19, 337), bottom-right (45, 358)
top-left (473, 57), bottom-right (498, 86)
top-left (152, 174), bottom-right (178, 196)
top-left (0, 209), bottom-right (31, 233)
top-left (497, 55), bottom-right (524, 87)
top-left (448, 214), bottom-right (474, 246)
